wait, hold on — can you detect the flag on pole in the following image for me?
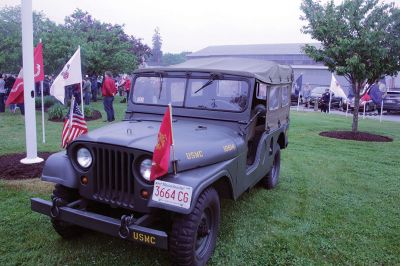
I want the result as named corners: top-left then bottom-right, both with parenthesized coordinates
top-left (329, 74), bottom-right (347, 99)
top-left (150, 105), bottom-right (174, 181)
top-left (50, 47), bottom-right (82, 104)
top-left (5, 69), bottom-right (24, 105)
top-left (34, 42), bottom-right (44, 82)
top-left (61, 97), bottom-right (88, 148)
top-left (368, 83), bottom-right (383, 104)
top-left (5, 43), bottom-right (44, 106)
top-left (360, 92), bottom-right (371, 105)
top-left (293, 74), bottom-right (303, 96)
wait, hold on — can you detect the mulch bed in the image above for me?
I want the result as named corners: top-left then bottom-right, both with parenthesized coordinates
top-left (49, 110), bottom-right (102, 122)
top-left (319, 131), bottom-right (393, 142)
top-left (0, 152), bottom-right (53, 180)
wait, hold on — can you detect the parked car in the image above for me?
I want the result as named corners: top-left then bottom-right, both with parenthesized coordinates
top-left (377, 89), bottom-right (400, 113)
top-left (307, 86), bottom-right (343, 108)
top-left (291, 93), bottom-right (303, 105)
top-left (31, 58), bottom-right (293, 265)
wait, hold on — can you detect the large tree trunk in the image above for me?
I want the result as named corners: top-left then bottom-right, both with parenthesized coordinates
top-left (352, 81), bottom-right (361, 133)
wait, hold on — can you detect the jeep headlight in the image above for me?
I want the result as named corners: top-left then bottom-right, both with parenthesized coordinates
top-left (76, 147), bottom-right (92, 168)
top-left (139, 158), bottom-right (152, 181)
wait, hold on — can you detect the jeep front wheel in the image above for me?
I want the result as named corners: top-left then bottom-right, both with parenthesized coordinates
top-left (51, 184), bottom-right (83, 239)
top-left (263, 145), bottom-right (281, 189)
top-left (169, 187), bottom-right (220, 266)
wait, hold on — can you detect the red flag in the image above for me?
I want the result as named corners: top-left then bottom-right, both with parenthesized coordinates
top-left (150, 105), bottom-right (173, 181)
top-left (61, 99), bottom-right (88, 148)
top-left (5, 69), bottom-right (24, 106)
top-left (5, 43), bottom-right (44, 106)
top-left (360, 92), bottom-right (371, 105)
top-left (34, 42), bottom-right (44, 82)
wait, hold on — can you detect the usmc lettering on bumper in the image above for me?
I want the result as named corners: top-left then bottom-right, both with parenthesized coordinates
top-left (132, 231), bottom-right (156, 245)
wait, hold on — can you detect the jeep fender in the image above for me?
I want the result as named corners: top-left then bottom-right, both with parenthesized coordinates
top-left (147, 157), bottom-right (237, 215)
top-left (41, 151), bottom-right (79, 188)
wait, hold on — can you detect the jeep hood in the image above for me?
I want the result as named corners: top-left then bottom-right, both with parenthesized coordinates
top-left (77, 120), bottom-right (243, 172)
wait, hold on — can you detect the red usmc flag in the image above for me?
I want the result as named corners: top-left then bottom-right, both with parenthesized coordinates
top-left (150, 105), bottom-right (173, 181)
top-left (6, 43), bottom-right (44, 106)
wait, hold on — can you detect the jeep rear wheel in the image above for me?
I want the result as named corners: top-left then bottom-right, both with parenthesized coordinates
top-left (169, 187), bottom-right (220, 266)
top-left (51, 184), bottom-right (83, 239)
top-left (263, 145), bottom-right (281, 189)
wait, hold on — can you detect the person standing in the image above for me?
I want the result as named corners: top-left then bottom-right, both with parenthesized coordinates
top-left (83, 75), bottom-right (92, 105)
top-left (124, 75), bottom-right (131, 103)
top-left (320, 89), bottom-right (330, 113)
top-left (102, 71), bottom-right (117, 122)
top-left (0, 74), bottom-right (6, 113)
top-left (90, 74), bottom-right (98, 102)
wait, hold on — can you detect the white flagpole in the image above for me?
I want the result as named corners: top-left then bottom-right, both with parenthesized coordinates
top-left (346, 102), bottom-right (349, 117)
top-left (380, 99), bottom-right (383, 122)
top-left (78, 46), bottom-right (84, 118)
top-left (363, 103), bottom-right (366, 119)
top-left (69, 96), bottom-right (75, 127)
top-left (40, 81), bottom-right (45, 143)
top-left (296, 92), bottom-right (301, 111)
top-left (20, 0), bottom-right (43, 164)
top-left (328, 90), bottom-right (332, 113)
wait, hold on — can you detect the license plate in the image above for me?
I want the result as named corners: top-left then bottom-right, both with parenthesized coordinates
top-left (152, 180), bottom-right (193, 209)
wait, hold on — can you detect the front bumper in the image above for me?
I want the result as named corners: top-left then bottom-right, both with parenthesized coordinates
top-left (31, 198), bottom-right (168, 249)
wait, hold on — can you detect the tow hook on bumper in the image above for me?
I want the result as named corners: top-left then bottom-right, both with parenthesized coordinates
top-left (31, 198), bottom-right (168, 249)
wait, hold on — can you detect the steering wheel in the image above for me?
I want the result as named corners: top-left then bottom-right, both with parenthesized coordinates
top-left (205, 99), bottom-right (240, 110)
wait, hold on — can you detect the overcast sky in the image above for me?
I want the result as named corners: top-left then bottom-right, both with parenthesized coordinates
top-left (1, 0), bottom-right (400, 53)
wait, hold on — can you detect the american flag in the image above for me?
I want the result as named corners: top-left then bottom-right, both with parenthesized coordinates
top-left (61, 100), bottom-right (87, 148)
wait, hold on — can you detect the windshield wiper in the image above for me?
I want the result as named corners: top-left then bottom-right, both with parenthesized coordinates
top-left (158, 74), bottom-right (164, 99)
top-left (195, 76), bottom-right (215, 94)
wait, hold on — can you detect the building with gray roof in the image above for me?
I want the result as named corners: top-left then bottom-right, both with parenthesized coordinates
top-left (187, 43), bottom-right (353, 94)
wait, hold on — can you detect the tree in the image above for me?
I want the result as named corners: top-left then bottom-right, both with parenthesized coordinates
top-left (0, 6), bottom-right (151, 75)
top-left (162, 52), bottom-right (190, 66)
top-left (300, 0), bottom-right (400, 132)
top-left (0, 6), bottom-right (54, 73)
top-left (150, 27), bottom-right (163, 65)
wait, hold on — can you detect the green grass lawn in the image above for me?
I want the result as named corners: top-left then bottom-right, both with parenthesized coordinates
top-left (0, 103), bottom-right (399, 265)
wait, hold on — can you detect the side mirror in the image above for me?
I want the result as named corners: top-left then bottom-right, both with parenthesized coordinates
top-left (254, 104), bottom-right (266, 117)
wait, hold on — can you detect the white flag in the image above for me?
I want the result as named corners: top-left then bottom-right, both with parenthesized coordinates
top-left (50, 47), bottom-right (82, 103)
top-left (330, 74), bottom-right (347, 100)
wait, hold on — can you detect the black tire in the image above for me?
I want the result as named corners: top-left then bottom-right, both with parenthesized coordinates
top-left (262, 145), bottom-right (281, 189)
top-left (51, 184), bottom-right (83, 239)
top-left (169, 187), bottom-right (220, 266)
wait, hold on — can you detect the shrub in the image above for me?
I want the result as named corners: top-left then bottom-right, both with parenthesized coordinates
top-left (48, 103), bottom-right (68, 120)
top-left (35, 96), bottom-right (58, 108)
top-left (84, 105), bottom-right (94, 117)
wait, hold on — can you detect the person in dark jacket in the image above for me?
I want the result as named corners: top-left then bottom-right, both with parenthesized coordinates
top-left (0, 74), bottom-right (5, 113)
top-left (320, 89), bottom-right (330, 113)
top-left (102, 71), bottom-right (117, 122)
top-left (90, 74), bottom-right (98, 102)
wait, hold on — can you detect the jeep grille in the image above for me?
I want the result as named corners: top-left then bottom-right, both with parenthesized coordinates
top-left (91, 147), bottom-right (135, 208)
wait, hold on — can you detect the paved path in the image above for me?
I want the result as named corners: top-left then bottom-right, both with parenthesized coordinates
top-left (291, 106), bottom-right (400, 123)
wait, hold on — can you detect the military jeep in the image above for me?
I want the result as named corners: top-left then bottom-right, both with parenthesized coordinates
top-left (31, 58), bottom-right (293, 265)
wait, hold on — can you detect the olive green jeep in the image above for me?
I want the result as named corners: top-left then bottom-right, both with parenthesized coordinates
top-left (31, 57), bottom-right (293, 265)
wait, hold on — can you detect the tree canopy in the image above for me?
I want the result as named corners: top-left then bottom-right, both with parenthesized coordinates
top-left (300, 0), bottom-right (400, 132)
top-left (0, 7), bottom-right (151, 75)
top-left (150, 27), bottom-right (163, 65)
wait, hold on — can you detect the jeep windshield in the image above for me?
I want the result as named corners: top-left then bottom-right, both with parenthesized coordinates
top-left (132, 76), bottom-right (249, 112)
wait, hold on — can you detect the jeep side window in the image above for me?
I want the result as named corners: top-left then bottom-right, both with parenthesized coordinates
top-left (257, 83), bottom-right (267, 100)
top-left (268, 86), bottom-right (280, 110)
top-left (281, 86), bottom-right (290, 107)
